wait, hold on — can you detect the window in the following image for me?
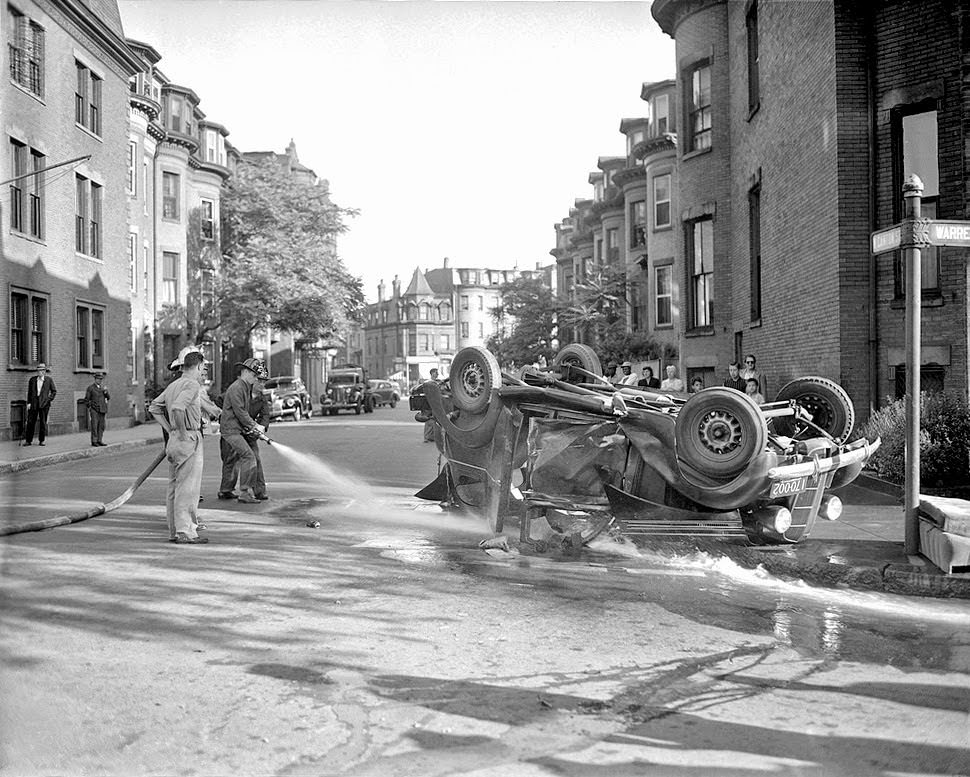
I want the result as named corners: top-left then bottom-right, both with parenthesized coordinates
top-left (440, 335), bottom-right (449, 351)
top-left (9, 288), bottom-right (47, 366)
top-left (746, 1), bottom-right (760, 112)
top-left (8, 139), bottom-right (43, 238)
top-left (8, 5), bottom-right (44, 97)
top-left (205, 129), bottom-right (217, 162)
top-left (460, 295), bottom-right (469, 310)
top-left (127, 141), bottom-right (137, 194)
top-left (419, 304), bottom-right (429, 321)
top-left (75, 302), bottom-right (105, 370)
top-left (654, 94), bottom-right (669, 135)
top-left (128, 232), bottom-right (137, 292)
top-left (688, 218), bottom-right (714, 328)
top-left (75, 60), bottom-right (101, 135)
top-left (162, 251), bottom-right (179, 305)
top-left (687, 63), bottom-right (712, 151)
top-left (460, 322), bottom-right (469, 338)
top-left (606, 228), bottom-right (619, 262)
top-left (200, 198), bottom-right (214, 239)
top-left (89, 182), bottom-right (101, 257)
top-left (749, 184), bottom-right (762, 321)
top-left (627, 130), bottom-right (644, 157)
top-left (75, 174), bottom-right (87, 253)
top-left (162, 172), bottom-right (179, 219)
top-left (142, 158), bottom-right (149, 214)
top-left (655, 266), bottom-right (672, 327)
top-left (630, 201), bottom-right (646, 247)
top-left (894, 106), bottom-right (940, 295)
top-left (142, 243), bottom-right (149, 294)
top-left (420, 334), bottom-right (429, 352)
top-left (653, 174), bottom-right (671, 228)
top-left (478, 295), bottom-right (484, 311)
top-left (167, 94), bottom-right (183, 133)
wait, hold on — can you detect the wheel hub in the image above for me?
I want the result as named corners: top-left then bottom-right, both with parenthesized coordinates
top-left (696, 410), bottom-right (743, 454)
top-left (460, 364), bottom-right (485, 397)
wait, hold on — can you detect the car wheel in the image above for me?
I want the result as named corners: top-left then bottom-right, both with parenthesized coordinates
top-left (355, 402), bottom-right (362, 415)
top-left (293, 405), bottom-right (302, 422)
top-left (329, 408), bottom-right (337, 416)
top-left (450, 346), bottom-right (501, 414)
top-left (675, 387), bottom-right (767, 479)
top-left (552, 343), bottom-right (602, 379)
top-left (390, 395), bottom-right (398, 408)
top-left (305, 402), bottom-right (312, 418)
top-left (772, 376), bottom-right (855, 444)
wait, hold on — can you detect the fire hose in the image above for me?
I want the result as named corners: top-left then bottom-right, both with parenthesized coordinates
top-left (0, 448), bottom-right (167, 537)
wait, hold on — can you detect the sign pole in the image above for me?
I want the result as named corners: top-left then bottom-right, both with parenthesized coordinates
top-left (902, 175), bottom-right (923, 556)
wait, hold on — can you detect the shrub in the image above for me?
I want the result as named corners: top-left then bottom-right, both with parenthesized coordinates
top-left (858, 392), bottom-right (970, 487)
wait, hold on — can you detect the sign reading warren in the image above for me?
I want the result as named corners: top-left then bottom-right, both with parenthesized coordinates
top-left (929, 220), bottom-right (970, 247)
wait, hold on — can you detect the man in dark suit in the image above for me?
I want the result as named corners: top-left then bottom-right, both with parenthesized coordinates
top-left (85, 371), bottom-right (110, 446)
top-left (25, 363), bottom-right (56, 446)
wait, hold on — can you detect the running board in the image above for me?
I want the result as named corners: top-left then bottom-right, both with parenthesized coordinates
top-left (604, 483), bottom-right (747, 538)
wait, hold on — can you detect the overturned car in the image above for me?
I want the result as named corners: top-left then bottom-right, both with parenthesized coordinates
top-left (410, 344), bottom-right (880, 546)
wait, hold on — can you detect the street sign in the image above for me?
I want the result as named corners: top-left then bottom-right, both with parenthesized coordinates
top-left (928, 220), bottom-right (970, 247)
top-left (871, 225), bottom-right (901, 254)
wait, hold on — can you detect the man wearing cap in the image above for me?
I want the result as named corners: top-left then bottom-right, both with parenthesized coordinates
top-left (24, 363), bottom-right (56, 446)
top-left (149, 350), bottom-right (209, 544)
top-left (84, 372), bottom-right (110, 446)
top-left (617, 361), bottom-right (639, 386)
top-left (219, 358), bottom-right (266, 504)
top-left (219, 358), bottom-right (270, 501)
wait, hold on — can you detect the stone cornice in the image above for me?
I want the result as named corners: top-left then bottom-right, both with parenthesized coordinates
top-left (633, 133), bottom-right (677, 161)
top-left (651, 0), bottom-right (723, 37)
top-left (163, 130), bottom-right (200, 154)
top-left (612, 165), bottom-right (645, 189)
top-left (130, 92), bottom-right (160, 122)
top-left (146, 120), bottom-right (166, 142)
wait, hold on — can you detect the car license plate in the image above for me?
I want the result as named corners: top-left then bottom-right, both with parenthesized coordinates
top-left (769, 477), bottom-right (808, 498)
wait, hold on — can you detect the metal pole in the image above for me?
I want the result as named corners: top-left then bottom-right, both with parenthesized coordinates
top-left (0, 154), bottom-right (90, 187)
top-left (903, 174), bottom-right (923, 556)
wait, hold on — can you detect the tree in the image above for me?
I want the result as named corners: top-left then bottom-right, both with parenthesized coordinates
top-left (203, 158), bottom-right (365, 347)
top-left (486, 275), bottom-right (557, 369)
top-left (559, 263), bottom-right (677, 365)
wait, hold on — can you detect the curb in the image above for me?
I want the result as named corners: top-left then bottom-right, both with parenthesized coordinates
top-left (0, 436), bottom-right (163, 476)
top-left (856, 472), bottom-right (904, 498)
top-left (726, 545), bottom-right (970, 599)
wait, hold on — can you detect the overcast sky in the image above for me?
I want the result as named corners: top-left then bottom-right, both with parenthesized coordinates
top-left (118, 1), bottom-right (675, 302)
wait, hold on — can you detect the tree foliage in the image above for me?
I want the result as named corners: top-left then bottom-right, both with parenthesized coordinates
top-left (207, 158), bottom-right (365, 346)
top-left (486, 275), bottom-right (557, 369)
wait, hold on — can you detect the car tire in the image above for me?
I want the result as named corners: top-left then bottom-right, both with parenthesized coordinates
top-left (450, 346), bottom-right (501, 414)
top-left (328, 408), bottom-right (337, 416)
top-left (390, 395), bottom-right (398, 408)
top-left (675, 387), bottom-right (767, 479)
top-left (553, 343), bottom-right (602, 379)
top-left (293, 405), bottom-right (302, 422)
top-left (772, 376), bottom-right (855, 444)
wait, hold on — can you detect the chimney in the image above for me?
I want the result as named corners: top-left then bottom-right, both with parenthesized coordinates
top-left (443, 257), bottom-right (450, 268)
top-left (392, 275), bottom-right (401, 298)
top-left (377, 279), bottom-right (385, 302)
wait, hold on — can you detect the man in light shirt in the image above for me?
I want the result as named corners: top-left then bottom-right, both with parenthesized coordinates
top-left (149, 350), bottom-right (209, 544)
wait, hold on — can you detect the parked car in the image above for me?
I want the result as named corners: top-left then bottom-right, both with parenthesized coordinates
top-left (321, 366), bottom-right (371, 415)
top-left (262, 376), bottom-right (312, 421)
top-left (410, 344), bottom-right (880, 547)
top-left (368, 379), bottom-right (400, 408)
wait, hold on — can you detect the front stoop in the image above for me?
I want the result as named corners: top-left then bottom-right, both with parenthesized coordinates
top-left (919, 495), bottom-right (970, 575)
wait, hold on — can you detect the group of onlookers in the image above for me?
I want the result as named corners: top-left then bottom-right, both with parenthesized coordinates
top-left (603, 353), bottom-right (766, 404)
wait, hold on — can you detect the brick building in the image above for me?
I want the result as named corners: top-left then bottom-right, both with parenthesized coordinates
top-left (363, 258), bottom-right (551, 387)
top-left (651, 0), bottom-right (970, 416)
top-left (3, 0), bottom-right (140, 440)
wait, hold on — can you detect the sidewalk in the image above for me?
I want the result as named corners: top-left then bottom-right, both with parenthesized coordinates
top-left (2, 426), bottom-right (969, 598)
top-left (0, 422), bottom-right (163, 475)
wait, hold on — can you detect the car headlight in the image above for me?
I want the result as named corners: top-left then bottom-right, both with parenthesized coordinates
top-left (756, 505), bottom-right (792, 535)
top-left (819, 494), bottom-right (843, 521)
top-left (285, 398), bottom-right (295, 407)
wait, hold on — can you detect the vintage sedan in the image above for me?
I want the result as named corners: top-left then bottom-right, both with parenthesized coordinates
top-left (263, 376), bottom-right (313, 421)
top-left (410, 344), bottom-right (880, 547)
top-left (368, 379), bottom-right (401, 409)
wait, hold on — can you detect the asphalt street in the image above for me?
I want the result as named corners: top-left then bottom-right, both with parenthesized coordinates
top-left (2, 406), bottom-right (969, 776)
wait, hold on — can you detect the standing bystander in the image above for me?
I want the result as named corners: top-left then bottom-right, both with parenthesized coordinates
top-left (660, 364), bottom-right (685, 393)
top-left (745, 377), bottom-right (766, 405)
top-left (84, 372), bottom-right (110, 446)
top-left (149, 351), bottom-right (208, 544)
top-left (24, 363), bottom-right (56, 446)
top-left (723, 361), bottom-right (746, 391)
top-left (617, 362), bottom-right (640, 386)
top-left (638, 366), bottom-right (661, 389)
top-left (423, 368), bottom-right (442, 442)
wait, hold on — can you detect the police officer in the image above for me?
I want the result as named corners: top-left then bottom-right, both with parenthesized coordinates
top-left (84, 371), bottom-right (110, 446)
